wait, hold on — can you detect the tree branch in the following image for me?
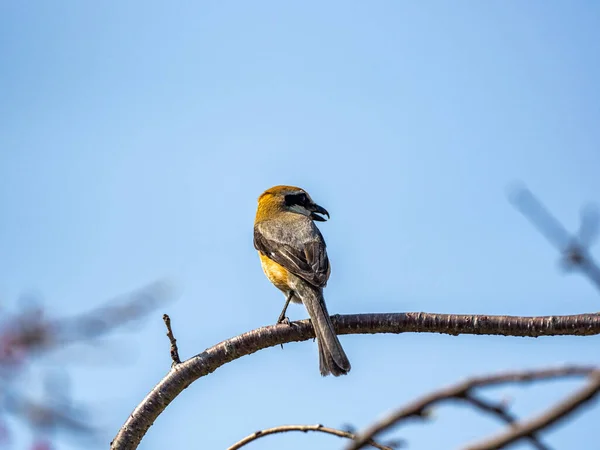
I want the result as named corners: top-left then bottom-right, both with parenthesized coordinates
top-left (509, 185), bottom-right (600, 291)
top-left (226, 423), bottom-right (394, 450)
top-left (463, 394), bottom-right (549, 450)
top-left (162, 314), bottom-right (181, 366)
top-left (110, 313), bottom-right (600, 450)
top-left (345, 366), bottom-right (600, 450)
top-left (464, 371), bottom-right (600, 450)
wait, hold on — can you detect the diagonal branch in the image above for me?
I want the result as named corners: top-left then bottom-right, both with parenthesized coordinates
top-left (226, 423), bottom-right (394, 450)
top-left (463, 394), bottom-right (549, 450)
top-left (509, 185), bottom-right (600, 291)
top-left (110, 314), bottom-right (600, 450)
top-left (345, 366), bottom-right (600, 450)
top-left (464, 371), bottom-right (600, 450)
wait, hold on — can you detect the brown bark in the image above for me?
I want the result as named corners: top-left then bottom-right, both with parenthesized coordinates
top-left (110, 311), bottom-right (600, 450)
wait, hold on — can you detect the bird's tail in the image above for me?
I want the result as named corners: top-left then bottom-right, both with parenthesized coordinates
top-left (297, 284), bottom-right (351, 377)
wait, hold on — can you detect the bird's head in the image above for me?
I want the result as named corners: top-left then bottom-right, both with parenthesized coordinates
top-left (256, 185), bottom-right (330, 222)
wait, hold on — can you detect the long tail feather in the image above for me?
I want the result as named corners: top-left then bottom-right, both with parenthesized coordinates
top-left (298, 284), bottom-right (350, 376)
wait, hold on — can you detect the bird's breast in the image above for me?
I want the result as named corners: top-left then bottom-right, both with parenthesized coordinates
top-left (258, 252), bottom-right (291, 293)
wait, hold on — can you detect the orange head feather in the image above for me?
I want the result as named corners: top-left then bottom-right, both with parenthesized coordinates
top-left (255, 185), bottom-right (329, 224)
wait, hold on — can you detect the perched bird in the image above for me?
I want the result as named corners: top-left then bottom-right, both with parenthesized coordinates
top-left (253, 185), bottom-right (351, 376)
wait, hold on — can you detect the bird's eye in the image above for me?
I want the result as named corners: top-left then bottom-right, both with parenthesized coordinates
top-left (285, 193), bottom-right (308, 207)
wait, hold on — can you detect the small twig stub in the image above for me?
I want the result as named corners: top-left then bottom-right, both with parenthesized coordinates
top-left (162, 314), bottom-right (181, 365)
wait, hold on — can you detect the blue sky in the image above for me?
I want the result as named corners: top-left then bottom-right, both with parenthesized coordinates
top-left (1, 2), bottom-right (600, 449)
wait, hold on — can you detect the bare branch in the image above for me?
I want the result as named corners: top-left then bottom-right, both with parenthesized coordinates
top-left (162, 314), bottom-right (181, 366)
top-left (0, 282), bottom-right (177, 449)
top-left (508, 185), bottom-right (573, 251)
top-left (107, 190), bottom-right (600, 450)
top-left (227, 423), bottom-right (394, 450)
top-left (0, 281), bottom-right (175, 364)
top-left (464, 371), bottom-right (600, 450)
top-left (509, 185), bottom-right (600, 290)
top-left (346, 366), bottom-right (600, 450)
top-left (463, 394), bottom-right (549, 450)
top-left (110, 315), bottom-right (600, 450)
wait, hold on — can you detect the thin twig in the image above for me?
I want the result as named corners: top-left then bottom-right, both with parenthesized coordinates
top-left (110, 315), bottom-right (600, 450)
top-left (227, 424), bottom-right (394, 450)
top-left (464, 394), bottom-right (549, 450)
top-left (346, 366), bottom-right (599, 450)
top-left (162, 314), bottom-right (181, 365)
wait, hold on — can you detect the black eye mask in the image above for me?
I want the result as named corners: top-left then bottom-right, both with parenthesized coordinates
top-left (284, 193), bottom-right (308, 207)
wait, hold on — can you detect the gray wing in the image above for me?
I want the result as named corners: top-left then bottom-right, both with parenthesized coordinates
top-left (254, 218), bottom-right (330, 288)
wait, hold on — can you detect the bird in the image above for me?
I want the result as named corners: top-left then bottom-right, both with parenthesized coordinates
top-left (253, 185), bottom-right (351, 376)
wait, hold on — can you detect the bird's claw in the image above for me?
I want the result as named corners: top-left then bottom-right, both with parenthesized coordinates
top-left (277, 316), bottom-right (291, 326)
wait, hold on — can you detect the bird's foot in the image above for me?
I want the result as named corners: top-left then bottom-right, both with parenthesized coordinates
top-left (277, 316), bottom-right (292, 326)
top-left (277, 317), bottom-right (292, 349)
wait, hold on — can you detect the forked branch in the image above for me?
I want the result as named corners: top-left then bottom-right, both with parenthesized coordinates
top-left (111, 187), bottom-right (600, 450)
top-left (346, 366), bottom-right (600, 450)
top-left (110, 314), bottom-right (600, 450)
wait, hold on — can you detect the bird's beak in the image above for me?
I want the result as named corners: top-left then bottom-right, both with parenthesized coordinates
top-left (308, 203), bottom-right (330, 222)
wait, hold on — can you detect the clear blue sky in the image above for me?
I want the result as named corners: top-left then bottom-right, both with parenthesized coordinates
top-left (1, 2), bottom-right (600, 449)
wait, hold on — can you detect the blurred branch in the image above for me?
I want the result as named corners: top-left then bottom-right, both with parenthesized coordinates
top-left (464, 395), bottom-right (549, 450)
top-left (55, 280), bottom-right (176, 346)
top-left (227, 423), bottom-right (394, 450)
top-left (0, 281), bottom-right (176, 450)
top-left (110, 313), bottom-right (600, 450)
top-left (464, 370), bottom-right (600, 450)
top-left (1, 369), bottom-right (104, 449)
top-left (0, 281), bottom-right (175, 367)
top-left (509, 185), bottom-right (600, 290)
top-left (346, 366), bottom-right (600, 450)
top-left (4, 391), bottom-right (98, 439)
top-left (162, 314), bottom-right (181, 365)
